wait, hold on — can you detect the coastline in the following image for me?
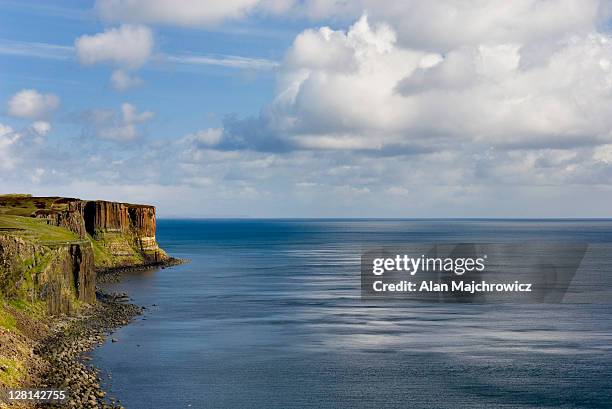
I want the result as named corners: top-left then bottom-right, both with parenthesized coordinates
top-left (0, 195), bottom-right (181, 408)
top-left (37, 293), bottom-right (142, 409)
top-left (1, 259), bottom-right (185, 409)
top-left (96, 258), bottom-right (187, 284)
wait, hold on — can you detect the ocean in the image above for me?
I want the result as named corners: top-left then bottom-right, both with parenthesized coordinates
top-left (93, 219), bottom-right (612, 408)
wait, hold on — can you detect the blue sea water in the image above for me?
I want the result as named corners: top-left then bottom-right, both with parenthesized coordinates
top-left (93, 219), bottom-right (612, 408)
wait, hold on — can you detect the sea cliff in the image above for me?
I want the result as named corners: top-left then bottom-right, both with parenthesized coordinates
top-left (0, 194), bottom-right (175, 406)
top-left (12, 196), bottom-right (169, 267)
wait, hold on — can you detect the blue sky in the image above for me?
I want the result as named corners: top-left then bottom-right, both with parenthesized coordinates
top-left (0, 1), bottom-right (287, 135)
top-left (1, 1), bottom-right (612, 217)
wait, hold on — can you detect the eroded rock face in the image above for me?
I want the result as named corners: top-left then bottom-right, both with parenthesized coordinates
top-left (0, 235), bottom-right (95, 314)
top-left (13, 196), bottom-right (167, 264)
top-left (34, 198), bottom-right (88, 239)
top-left (128, 205), bottom-right (156, 238)
top-left (0, 235), bottom-right (40, 294)
top-left (70, 243), bottom-right (95, 304)
top-left (83, 200), bottom-right (165, 262)
top-left (84, 201), bottom-right (157, 236)
top-left (84, 201), bottom-right (130, 234)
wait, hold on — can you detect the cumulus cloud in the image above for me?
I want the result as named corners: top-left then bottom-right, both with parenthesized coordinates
top-left (217, 11), bottom-right (612, 153)
top-left (75, 24), bottom-right (153, 68)
top-left (313, 0), bottom-right (600, 51)
top-left (75, 24), bottom-right (153, 89)
top-left (6, 0), bottom-right (612, 217)
top-left (94, 0), bottom-right (601, 46)
top-left (84, 102), bottom-right (154, 141)
top-left (7, 89), bottom-right (60, 119)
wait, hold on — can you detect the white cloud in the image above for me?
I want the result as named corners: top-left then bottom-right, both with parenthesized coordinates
top-left (121, 102), bottom-right (153, 123)
top-left (30, 121), bottom-right (51, 136)
top-left (0, 123), bottom-right (21, 170)
top-left (75, 24), bottom-right (153, 68)
top-left (94, 0), bottom-right (601, 48)
top-left (7, 89), bottom-right (60, 119)
top-left (87, 102), bottom-right (154, 141)
top-left (95, 0), bottom-right (278, 26)
top-left (234, 13), bottom-right (612, 151)
top-left (5, 0), bottom-right (612, 217)
top-left (110, 69), bottom-right (143, 90)
top-left (593, 144), bottom-right (612, 164)
top-left (75, 24), bottom-right (152, 89)
top-left (285, 0), bottom-right (601, 51)
top-left (185, 128), bottom-right (224, 147)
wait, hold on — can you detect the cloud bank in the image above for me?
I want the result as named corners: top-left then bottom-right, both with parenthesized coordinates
top-left (206, 8), bottom-right (612, 153)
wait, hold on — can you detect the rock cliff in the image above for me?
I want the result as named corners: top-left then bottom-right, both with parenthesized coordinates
top-left (0, 195), bottom-right (168, 268)
top-left (0, 194), bottom-right (171, 314)
top-left (0, 223), bottom-right (95, 314)
top-left (83, 201), bottom-right (163, 261)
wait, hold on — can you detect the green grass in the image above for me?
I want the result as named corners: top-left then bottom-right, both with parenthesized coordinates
top-left (0, 305), bottom-right (17, 331)
top-left (7, 300), bottom-right (46, 318)
top-left (0, 194), bottom-right (55, 217)
top-left (0, 357), bottom-right (24, 387)
top-left (0, 214), bottom-right (79, 244)
top-left (89, 231), bottom-right (144, 268)
top-left (89, 233), bottom-right (114, 266)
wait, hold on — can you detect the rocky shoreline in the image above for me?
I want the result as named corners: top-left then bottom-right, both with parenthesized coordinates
top-left (0, 195), bottom-right (180, 408)
top-left (36, 294), bottom-right (142, 409)
top-left (21, 259), bottom-right (186, 409)
top-left (97, 258), bottom-right (187, 284)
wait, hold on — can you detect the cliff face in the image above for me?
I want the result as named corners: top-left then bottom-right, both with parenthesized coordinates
top-left (0, 229), bottom-right (95, 315)
top-left (0, 194), bottom-right (171, 314)
top-left (33, 198), bottom-right (88, 239)
top-left (83, 201), bottom-right (162, 258)
top-left (1, 196), bottom-right (168, 267)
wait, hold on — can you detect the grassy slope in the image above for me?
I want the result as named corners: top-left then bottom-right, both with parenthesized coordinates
top-left (0, 214), bottom-right (80, 244)
top-left (0, 194), bottom-right (69, 217)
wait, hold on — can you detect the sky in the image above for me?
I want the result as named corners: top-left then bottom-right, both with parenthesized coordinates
top-left (1, 0), bottom-right (612, 217)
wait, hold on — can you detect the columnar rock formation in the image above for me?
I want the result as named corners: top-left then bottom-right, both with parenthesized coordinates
top-left (83, 201), bottom-right (161, 256)
top-left (26, 197), bottom-right (167, 264)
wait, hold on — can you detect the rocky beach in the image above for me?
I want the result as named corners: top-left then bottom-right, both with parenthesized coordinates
top-left (35, 289), bottom-right (143, 409)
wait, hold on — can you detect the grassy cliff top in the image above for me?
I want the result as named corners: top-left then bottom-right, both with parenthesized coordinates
top-left (0, 194), bottom-right (154, 217)
top-left (0, 195), bottom-right (76, 217)
top-left (0, 214), bottom-right (79, 245)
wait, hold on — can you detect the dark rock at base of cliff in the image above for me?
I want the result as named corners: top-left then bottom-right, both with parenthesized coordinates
top-left (96, 257), bottom-right (187, 284)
